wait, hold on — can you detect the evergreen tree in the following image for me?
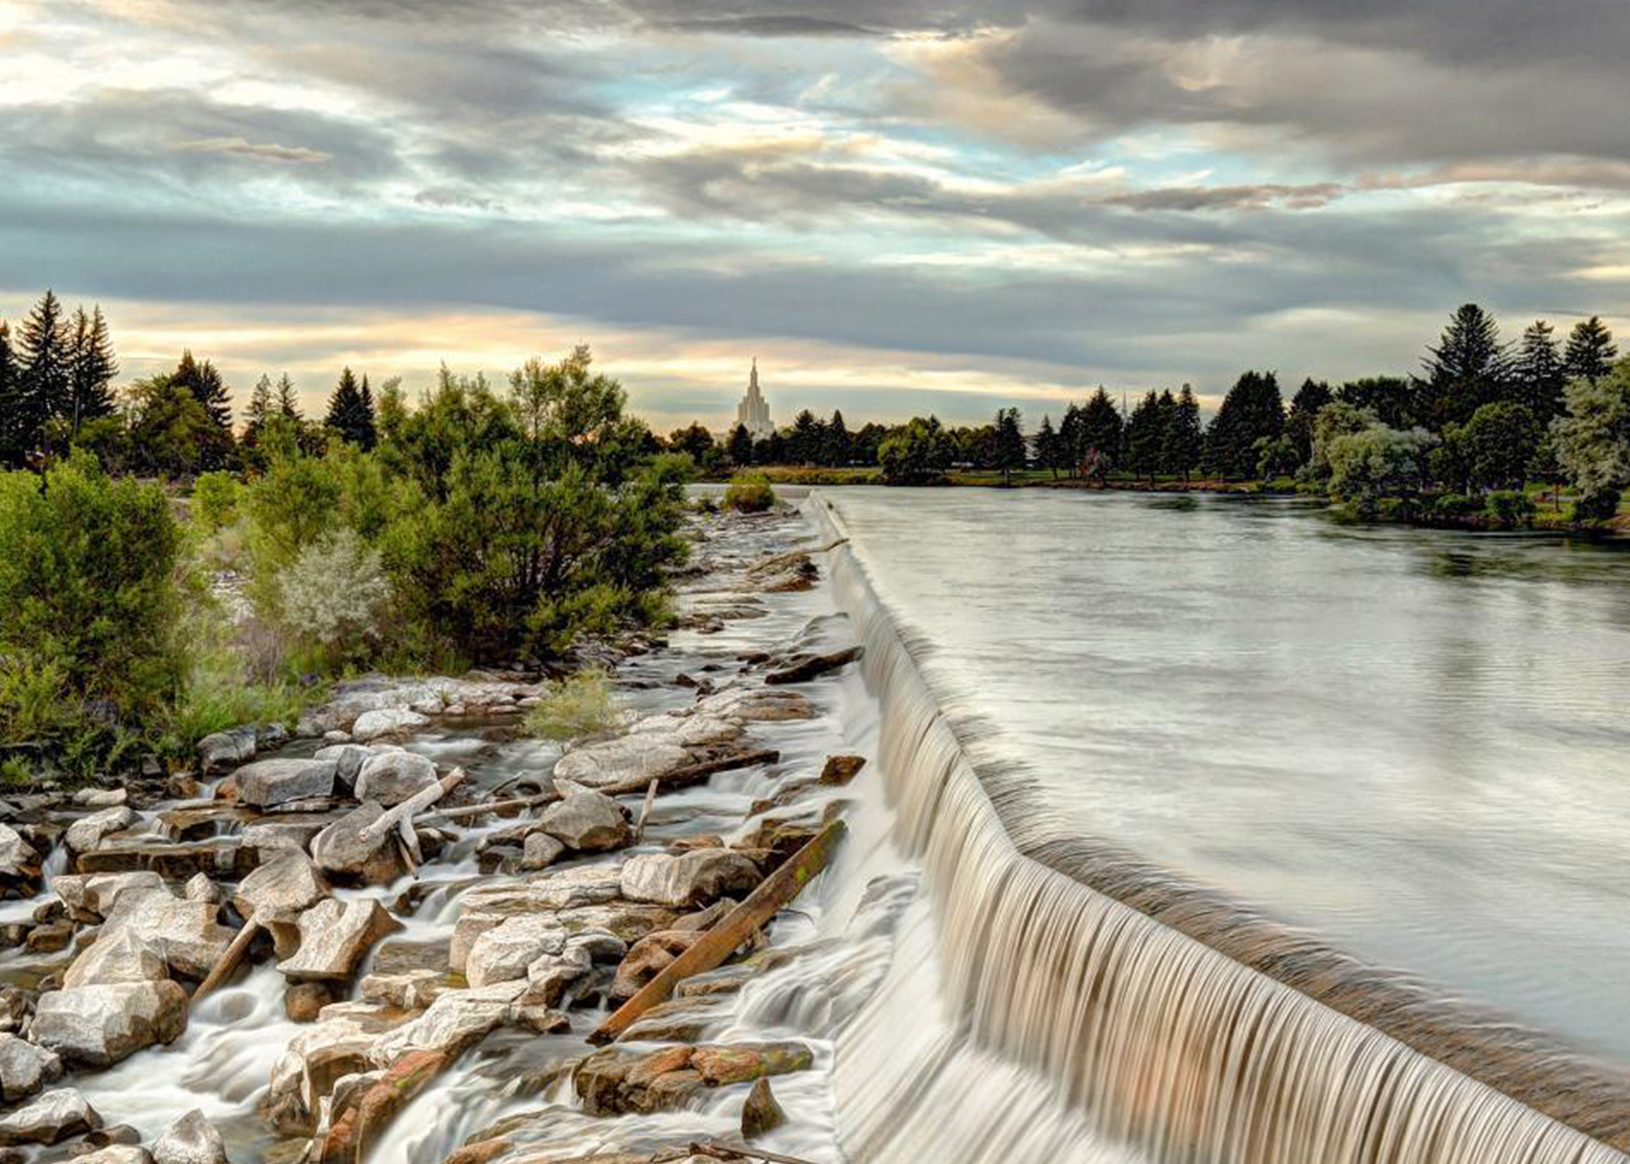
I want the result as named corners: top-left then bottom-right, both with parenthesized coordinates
top-left (16, 290), bottom-right (71, 457)
top-left (245, 374), bottom-right (274, 437)
top-left (325, 366), bottom-right (377, 448)
top-left (994, 407), bottom-right (1025, 484)
top-left (853, 422), bottom-right (887, 466)
top-left (1420, 304), bottom-right (1507, 429)
top-left (1125, 391), bottom-right (1164, 481)
top-left (825, 409), bottom-right (851, 467)
top-left (789, 409), bottom-right (821, 465)
top-left (1204, 370), bottom-right (1284, 478)
top-left (357, 375), bottom-right (377, 450)
top-left (1079, 388), bottom-right (1123, 472)
top-left (726, 423), bottom-right (753, 466)
top-left (1034, 414), bottom-right (1060, 479)
top-left (276, 373), bottom-right (303, 419)
top-left (1285, 378), bottom-right (1333, 466)
top-left (172, 350), bottom-right (233, 431)
top-left (1337, 376), bottom-right (1415, 430)
top-left (65, 305), bottom-right (118, 439)
top-left (1163, 384), bottom-right (1203, 480)
top-left (1058, 402), bottom-right (1084, 476)
top-left (1564, 316), bottom-right (1618, 385)
top-left (1513, 321), bottom-right (1567, 423)
top-left (1153, 390), bottom-right (1178, 474)
top-left (0, 321), bottom-right (21, 468)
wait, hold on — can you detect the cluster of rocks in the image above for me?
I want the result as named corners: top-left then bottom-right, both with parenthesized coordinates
top-left (0, 506), bottom-right (868, 1164)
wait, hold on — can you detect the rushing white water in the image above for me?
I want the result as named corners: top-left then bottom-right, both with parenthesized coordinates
top-left (807, 491), bottom-right (1627, 1164)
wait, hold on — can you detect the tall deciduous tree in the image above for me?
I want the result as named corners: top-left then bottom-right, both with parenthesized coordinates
top-left (1513, 320), bottom-right (1566, 423)
top-left (1554, 364), bottom-right (1630, 520)
top-left (1564, 316), bottom-right (1618, 385)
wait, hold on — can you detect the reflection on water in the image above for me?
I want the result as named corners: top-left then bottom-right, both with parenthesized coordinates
top-left (825, 487), bottom-right (1630, 1066)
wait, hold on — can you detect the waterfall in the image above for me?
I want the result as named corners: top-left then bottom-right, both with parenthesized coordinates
top-left (806, 493), bottom-right (1626, 1164)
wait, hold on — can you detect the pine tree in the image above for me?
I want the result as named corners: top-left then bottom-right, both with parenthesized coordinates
top-left (789, 409), bottom-right (821, 465)
top-left (243, 373), bottom-right (274, 444)
top-left (1421, 304), bottom-right (1507, 429)
top-left (1163, 383), bottom-right (1203, 479)
top-left (1034, 414), bottom-right (1060, 479)
top-left (357, 374), bottom-right (377, 450)
top-left (325, 367), bottom-right (374, 448)
top-left (1079, 388), bottom-right (1123, 472)
top-left (65, 305), bottom-right (118, 438)
top-left (1513, 320), bottom-right (1567, 424)
top-left (727, 423), bottom-right (753, 466)
top-left (1564, 316), bottom-right (1618, 385)
top-left (1285, 378), bottom-right (1334, 466)
top-left (1205, 370), bottom-right (1284, 479)
top-left (276, 373), bottom-right (303, 419)
top-left (16, 291), bottom-right (70, 456)
top-left (170, 350), bottom-right (234, 468)
top-left (1126, 391), bottom-right (1164, 481)
top-left (1058, 403), bottom-right (1084, 476)
top-left (825, 409), bottom-right (851, 467)
top-left (0, 321), bottom-right (21, 468)
top-left (993, 407), bottom-right (1025, 484)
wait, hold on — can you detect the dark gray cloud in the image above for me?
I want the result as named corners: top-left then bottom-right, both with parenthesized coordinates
top-left (648, 15), bottom-right (883, 37)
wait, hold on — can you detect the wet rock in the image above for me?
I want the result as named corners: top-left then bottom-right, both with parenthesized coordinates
top-left (279, 898), bottom-right (401, 983)
top-left (366, 981), bottom-right (526, 1066)
top-left (695, 686), bottom-right (815, 723)
top-left (350, 708), bottom-right (429, 743)
top-left (309, 803), bottom-right (406, 885)
top-left (183, 872), bottom-right (221, 904)
top-left (818, 754), bottom-right (866, 785)
top-left (616, 994), bottom-right (725, 1043)
top-left (609, 930), bottom-right (701, 1002)
top-left (315, 1048), bottom-right (444, 1164)
top-left (30, 981), bottom-right (188, 1067)
top-left (63, 929), bottom-right (168, 989)
top-left (25, 922), bottom-right (72, 953)
top-left (0, 989), bottom-right (32, 1036)
top-left (671, 899), bottom-right (732, 932)
top-left (285, 981), bottom-right (339, 1023)
top-left (0, 1033), bottom-right (61, 1102)
top-left (521, 832), bottom-right (565, 871)
top-left (691, 1042), bottom-right (813, 1085)
top-left (577, 1042), bottom-right (813, 1115)
top-left (358, 969), bottom-right (447, 1011)
top-left (196, 725), bottom-right (258, 774)
top-left (65, 807), bottom-right (138, 854)
top-left (674, 964), bottom-right (756, 999)
top-left (74, 1146), bottom-right (153, 1164)
top-left (312, 744), bottom-right (373, 790)
top-left (536, 786), bottom-right (630, 852)
top-left (232, 850), bottom-right (329, 923)
top-left (262, 1001), bottom-right (405, 1135)
top-left (76, 840), bottom-right (258, 881)
top-left (764, 645), bottom-right (863, 685)
top-left (165, 775), bottom-right (200, 800)
top-left (619, 849), bottom-right (761, 909)
top-left (234, 759), bottom-right (337, 809)
top-left (0, 825), bottom-right (38, 872)
top-left (151, 1109), bottom-right (228, 1164)
top-left (0, 1087), bottom-right (101, 1145)
top-left (464, 917), bottom-right (567, 989)
top-left (354, 752), bottom-right (438, 806)
top-left (240, 819), bottom-right (329, 856)
top-left (627, 712), bottom-right (742, 748)
top-left (552, 736), bottom-right (688, 789)
top-left (96, 886), bottom-right (235, 979)
top-left (740, 1077), bottom-right (786, 1139)
top-left (523, 931), bottom-right (626, 1007)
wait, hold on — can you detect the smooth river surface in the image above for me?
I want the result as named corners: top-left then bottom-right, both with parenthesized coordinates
top-left (820, 487), bottom-right (1630, 1068)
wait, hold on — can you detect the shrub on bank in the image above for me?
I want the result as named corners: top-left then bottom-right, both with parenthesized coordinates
top-left (1430, 493), bottom-right (1479, 520)
top-left (524, 668), bottom-right (624, 742)
top-left (190, 470), bottom-right (241, 532)
top-left (724, 472), bottom-right (776, 513)
top-left (1485, 489), bottom-right (1537, 528)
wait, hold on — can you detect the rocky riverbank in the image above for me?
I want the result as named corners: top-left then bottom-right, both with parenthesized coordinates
top-left (0, 502), bottom-right (872, 1164)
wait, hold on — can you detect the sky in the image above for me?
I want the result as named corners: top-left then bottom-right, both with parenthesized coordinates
top-left (4, 0), bottom-right (1630, 430)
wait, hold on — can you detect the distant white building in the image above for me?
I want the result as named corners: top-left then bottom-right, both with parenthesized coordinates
top-left (734, 358), bottom-right (775, 439)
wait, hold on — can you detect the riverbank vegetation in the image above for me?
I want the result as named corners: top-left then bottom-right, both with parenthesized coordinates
top-left (689, 306), bottom-right (1630, 529)
top-left (0, 295), bottom-right (689, 778)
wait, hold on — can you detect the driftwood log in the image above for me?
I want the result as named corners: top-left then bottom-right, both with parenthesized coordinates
top-left (193, 917), bottom-right (263, 1004)
top-left (589, 818), bottom-right (847, 1044)
top-left (746, 538), bottom-right (847, 574)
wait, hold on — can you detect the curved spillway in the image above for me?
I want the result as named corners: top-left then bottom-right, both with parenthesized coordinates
top-left (807, 492), bottom-right (1626, 1164)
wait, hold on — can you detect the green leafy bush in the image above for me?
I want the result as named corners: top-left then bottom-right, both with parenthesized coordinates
top-left (0, 454), bottom-right (185, 728)
top-left (190, 470), bottom-right (241, 531)
top-left (524, 668), bottom-right (624, 742)
top-left (276, 528), bottom-right (390, 663)
top-left (878, 417), bottom-right (952, 485)
top-left (1431, 493), bottom-right (1479, 519)
top-left (723, 472), bottom-right (775, 513)
top-left (1485, 489), bottom-right (1537, 528)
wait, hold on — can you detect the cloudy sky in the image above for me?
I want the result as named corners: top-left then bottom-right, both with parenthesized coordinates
top-left (4, 0), bottom-right (1630, 429)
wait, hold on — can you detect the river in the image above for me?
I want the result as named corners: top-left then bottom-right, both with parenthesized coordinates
top-left (815, 486), bottom-right (1630, 1070)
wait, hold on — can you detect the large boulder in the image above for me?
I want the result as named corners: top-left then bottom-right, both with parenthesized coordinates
top-left (524, 930), bottom-right (625, 1007)
top-left (151, 1108), bottom-right (228, 1164)
top-left (263, 1003), bottom-right (403, 1136)
top-left (464, 917), bottom-right (567, 989)
top-left (65, 806), bottom-right (138, 853)
top-left (366, 981), bottom-right (527, 1067)
top-left (350, 708), bottom-right (429, 743)
top-left (0, 1033), bottom-right (62, 1102)
top-left (0, 1086), bottom-right (101, 1145)
top-left (354, 752), bottom-right (438, 806)
top-left (51, 872), bottom-right (163, 920)
top-left (0, 823), bottom-right (38, 871)
top-left (71, 1146), bottom-right (152, 1164)
top-left (312, 744), bottom-right (374, 790)
top-left (536, 785), bottom-right (630, 852)
top-left (63, 929), bottom-right (169, 989)
top-left (30, 982), bottom-right (189, 1067)
top-left (232, 850), bottom-right (329, 923)
top-left (234, 759), bottom-right (337, 809)
top-left (310, 802), bottom-right (406, 885)
top-left (609, 930), bottom-right (702, 1002)
top-left (619, 849), bottom-right (760, 909)
top-left (195, 725), bottom-right (258, 775)
top-left (99, 886), bottom-right (236, 979)
top-left (573, 1042), bottom-right (814, 1116)
top-left (552, 736), bottom-right (688, 788)
top-left (279, 898), bottom-right (401, 983)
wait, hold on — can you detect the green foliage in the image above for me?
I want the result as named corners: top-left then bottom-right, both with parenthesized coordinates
top-left (1553, 363), bottom-right (1630, 523)
top-left (1254, 435), bottom-right (1300, 480)
top-left (524, 668), bottom-right (624, 742)
top-left (0, 454), bottom-right (184, 727)
top-left (276, 528), bottom-right (390, 663)
top-left (1306, 401), bottom-right (1374, 481)
top-left (1484, 490), bottom-right (1537, 528)
top-left (0, 654), bottom-right (71, 746)
top-left (1420, 304), bottom-right (1507, 429)
top-left (1325, 423), bottom-right (1434, 512)
top-left (1564, 316), bottom-right (1617, 385)
top-left (878, 416), bottom-right (952, 485)
top-left (1454, 402), bottom-right (1540, 492)
top-left (124, 376), bottom-right (228, 478)
top-left (1430, 493), bottom-right (1480, 520)
top-left (325, 367), bottom-right (377, 450)
top-left (993, 407), bottom-right (1025, 483)
top-left (724, 472), bottom-right (776, 513)
top-left (191, 470), bottom-right (241, 532)
top-left (1205, 370), bottom-right (1283, 479)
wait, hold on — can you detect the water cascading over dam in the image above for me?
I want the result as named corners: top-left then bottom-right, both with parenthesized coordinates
top-left (805, 493), bottom-right (1627, 1164)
